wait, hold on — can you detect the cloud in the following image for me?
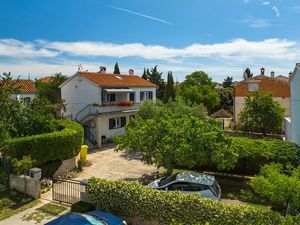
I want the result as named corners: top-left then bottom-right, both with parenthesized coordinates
top-left (106, 5), bottom-right (173, 26)
top-left (0, 38), bottom-right (299, 82)
top-left (262, 1), bottom-right (270, 6)
top-left (231, 17), bottom-right (271, 28)
top-left (272, 6), bottom-right (280, 17)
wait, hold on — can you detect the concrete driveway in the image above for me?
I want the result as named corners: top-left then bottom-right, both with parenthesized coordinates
top-left (76, 146), bottom-right (161, 181)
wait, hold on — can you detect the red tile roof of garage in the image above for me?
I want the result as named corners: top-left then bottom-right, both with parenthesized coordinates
top-left (79, 71), bottom-right (156, 87)
top-left (1, 79), bottom-right (37, 94)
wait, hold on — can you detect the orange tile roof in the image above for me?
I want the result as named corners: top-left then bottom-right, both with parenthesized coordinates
top-left (79, 72), bottom-right (156, 87)
top-left (38, 76), bottom-right (54, 83)
top-left (1, 79), bottom-right (38, 94)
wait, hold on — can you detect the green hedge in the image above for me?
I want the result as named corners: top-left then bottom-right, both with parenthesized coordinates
top-left (230, 137), bottom-right (299, 174)
top-left (4, 120), bottom-right (83, 165)
top-left (86, 178), bottom-right (300, 225)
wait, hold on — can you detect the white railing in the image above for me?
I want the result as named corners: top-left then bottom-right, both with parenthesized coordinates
top-left (96, 103), bottom-right (140, 114)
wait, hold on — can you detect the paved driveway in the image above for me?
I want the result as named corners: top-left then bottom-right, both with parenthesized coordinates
top-left (76, 146), bottom-right (160, 181)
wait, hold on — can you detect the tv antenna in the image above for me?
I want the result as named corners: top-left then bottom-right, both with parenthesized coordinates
top-left (72, 64), bottom-right (83, 71)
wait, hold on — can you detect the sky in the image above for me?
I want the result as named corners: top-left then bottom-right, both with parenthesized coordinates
top-left (1, 0), bottom-right (300, 82)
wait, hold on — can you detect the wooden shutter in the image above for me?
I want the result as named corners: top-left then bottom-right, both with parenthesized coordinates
top-left (121, 117), bottom-right (126, 127)
top-left (140, 92), bottom-right (144, 101)
top-left (148, 91), bottom-right (153, 100)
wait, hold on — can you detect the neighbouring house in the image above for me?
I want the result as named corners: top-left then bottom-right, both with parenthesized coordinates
top-left (1, 79), bottom-right (38, 102)
top-left (233, 68), bottom-right (290, 123)
top-left (285, 63), bottom-right (300, 146)
top-left (60, 67), bottom-right (157, 148)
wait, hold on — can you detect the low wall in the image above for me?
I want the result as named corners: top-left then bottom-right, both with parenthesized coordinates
top-left (53, 153), bottom-right (80, 177)
top-left (10, 174), bottom-right (41, 199)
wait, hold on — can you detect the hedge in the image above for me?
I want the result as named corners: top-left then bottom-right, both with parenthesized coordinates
top-left (86, 178), bottom-right (300, 225)
top-left (230, 137), bottom-right (299, 174)
top-left (4, 120), bottom-right (83, 165)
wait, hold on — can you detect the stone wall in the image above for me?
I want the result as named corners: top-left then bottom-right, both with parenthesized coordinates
top-left (9, 174), bottom-right (41, 199)
top-left (53, 153), bottom-right (80, 177)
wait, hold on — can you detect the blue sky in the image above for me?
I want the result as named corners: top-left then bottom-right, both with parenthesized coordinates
top-left (1, 0), bottom-right (300, 82)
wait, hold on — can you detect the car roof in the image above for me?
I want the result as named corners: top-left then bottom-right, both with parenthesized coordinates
top-left (175, 172), bottom-right (215, 186)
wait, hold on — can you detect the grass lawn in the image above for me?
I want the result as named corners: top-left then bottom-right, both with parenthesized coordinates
top-left (0, 190), bottom-right (39, 221)
top-left (160, 169), bottom-right (270, 210)
top-left (38, 203), bottom-right (66, 216)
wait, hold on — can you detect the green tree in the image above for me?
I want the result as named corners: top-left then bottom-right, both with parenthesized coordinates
top-left (146, 66), bottom-right (165, 100)
top-left (244, 68), bottom-right (253, 80)
top-left (142, 68), bottom-right (147, 80)
top-left (164, 71), bottom-right (176, 102)
top-left (179, 71), bottom-right (220, 113)
top-left (251, 163), bottom-right (300, 215)
top-left (115, 101), bottom-right (230, 174)
top-left (113, 62), bottom-right (121, 74)
top-left (223, 76), bottom-right (233, 88)
top-left (217, 87), bottom-right (233, 113)
top-left (35, 73), bottom-right (68, 115)
top-left (238, 92), bottom-right (285, 135)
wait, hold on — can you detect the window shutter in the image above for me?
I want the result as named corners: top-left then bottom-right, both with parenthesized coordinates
top-left (148, 91), bottom-right (153, 100)
top-left (130, 93), bottom-right (135, 101)
top-left (121, 117), bottom-right (126, 127)
top-left (110, 93), bottom-right (116, 102)
top-left (109, 119), bottom-right (114, 129)
top-left (140, 92), bottom-right (144, 101)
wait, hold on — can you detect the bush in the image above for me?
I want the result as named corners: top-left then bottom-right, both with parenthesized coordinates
top-left (230, 137), bottom-right (299, 174)
top-left (71, 201), bottom-right (95, 213)
top-left (86, 178), bottom-right (299, 225)
top-left (4, 120), bottom-right (83, 165)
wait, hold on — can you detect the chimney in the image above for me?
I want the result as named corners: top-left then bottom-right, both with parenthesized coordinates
top-left (260, 67), bottom-right (265, 75)
top-left (99, 66), bottom-right (106, 74)
top-left (270, 71), bottom-right (275, 77)
top-left (289, 71), bottom-right (293, 77)
top-left (128, 69), bottom-right (134, 75)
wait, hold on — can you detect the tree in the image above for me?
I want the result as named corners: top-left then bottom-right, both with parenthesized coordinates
top-left (146, 66), bottom-right (165, 100)
top-left (238, 92), bottom-right (285, 135)
top-left (223, 76), bottom-right (233, 88)
top-left (243, 68), bottom-right (253, 80)
top-left (251, 163), bottom-right (300, 215)
top-left (35, 73), bottom-right (68, 115)
top-left (115, 100), bottom-right (231, 174)
top-left (164, 71), bottom-right (176, 102)
top-left (142, 68), bottom-right (147, 80)
top-left (113, 62), bottom-right (121, 74)
top-left (179, 71), bottom-right (220, 113)
top-left (217, 87), bottom-right (233, 113)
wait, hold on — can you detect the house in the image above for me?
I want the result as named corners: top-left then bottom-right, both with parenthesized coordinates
top-left (285, 63), bottom-right (300, 146)
top-left (233, 68), bottom-right (290, 123)
top-left (60, 67), bottom-right (157, 148)
top-left (1, 79), bottom-right (38, 102)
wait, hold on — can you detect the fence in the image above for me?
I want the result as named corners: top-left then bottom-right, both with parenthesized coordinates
top-left (52, 178), bottom-right (82, 204)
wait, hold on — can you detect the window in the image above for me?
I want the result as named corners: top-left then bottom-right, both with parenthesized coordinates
top-left (248, 82), bottom-right (259, 92)
top-left (167, 182), bottom-right (189, 191)
top-left (109, 117), bottom-right (126, 129)
top-left (129, 93), bottom-right (135, 101)
top-left (140, 91), bottom-right (153, 101)
top-left (188, 183), bottom-right (209, 192)
top-left (102, 92), bottom-right (116, 103)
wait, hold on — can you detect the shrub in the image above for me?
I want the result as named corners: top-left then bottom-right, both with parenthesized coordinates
top-left (86, 178), bottom-right (298, 225)
top-left (4, 120), bottom-right (83, 165)
top-left (71, 201), bottom-right (95, 213)
top-left (230, 137), bottom-right (299, 174)
top-left (11, 156), bottom-right (37, 175)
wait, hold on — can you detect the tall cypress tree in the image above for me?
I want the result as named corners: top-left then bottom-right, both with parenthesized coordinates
top-left (114, 62), bottom-right (121, 74)
top-left (142, 68), bottom-right (148, 80)
top-left (146, 66), bottom-right (165, 100)
top-left (165, 71), bottom-right (175, 102)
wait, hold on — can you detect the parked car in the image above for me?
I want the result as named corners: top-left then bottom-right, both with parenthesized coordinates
top-left (148, 171), bottom-right (221, 201)
top-left (45, 210), bottom-right (127, 225)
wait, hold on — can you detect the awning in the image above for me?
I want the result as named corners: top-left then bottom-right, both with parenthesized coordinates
top-left (104, 88), bottom-right (134, 93)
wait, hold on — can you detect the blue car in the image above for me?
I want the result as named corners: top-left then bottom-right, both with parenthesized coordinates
top-left (46, 210), bottom-right (127, 225)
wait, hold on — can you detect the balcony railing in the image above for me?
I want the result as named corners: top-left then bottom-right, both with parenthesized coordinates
top-left (97, 102), bottom-right (140, 114)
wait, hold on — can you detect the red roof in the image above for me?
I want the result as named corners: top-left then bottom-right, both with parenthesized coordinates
top-left (38, 76), bottom-right (54, 83)
top-left (79, 72), bottom-right (156, 87)
top-left (1, 80), bottom-right (37, 94)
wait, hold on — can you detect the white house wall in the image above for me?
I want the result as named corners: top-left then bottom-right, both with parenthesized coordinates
top-left (290, 68), bottom-right (300, 146)
top-left (130, 87), bottom-right (157, 103)
top-left (61, 75), bottom-right (101, 118)
top-left (10, 93), bottom-right (37, 101)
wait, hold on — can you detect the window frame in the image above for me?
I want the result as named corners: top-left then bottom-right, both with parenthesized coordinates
top-left (248, 82), bottom-right (259, 92)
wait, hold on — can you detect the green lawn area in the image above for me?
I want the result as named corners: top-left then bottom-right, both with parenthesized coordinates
top-left (161, 169), bottom-right (270, 211)
top-left (0, 190), bottom-right (39, 221)
top-left (38, 203), bottom-right (66, 216)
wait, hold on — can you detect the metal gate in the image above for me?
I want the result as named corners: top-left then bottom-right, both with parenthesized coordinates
top-left (52, 178), bottom-right (81, 204)
top-left (0, 156), bottom-right (10, 191)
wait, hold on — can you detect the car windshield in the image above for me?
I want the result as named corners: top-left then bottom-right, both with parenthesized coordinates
top-left (81, 214), bottom-right (107, 225)
top-left (210, 180), bottom-right (220, 197)
top-left (158, 173), bottom-right (178, 186)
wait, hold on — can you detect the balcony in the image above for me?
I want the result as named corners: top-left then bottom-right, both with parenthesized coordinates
top-left (76, 101), bottom-right (140, 122)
